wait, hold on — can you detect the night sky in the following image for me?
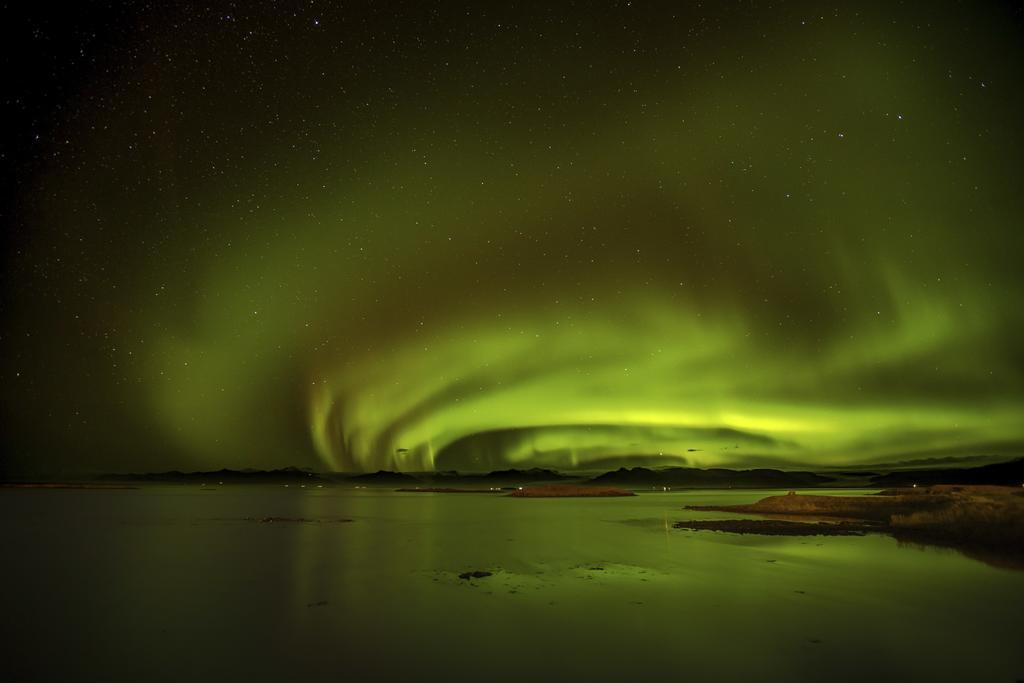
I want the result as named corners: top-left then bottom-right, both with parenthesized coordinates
top-left (3, 2), bottom-right (1023, 476)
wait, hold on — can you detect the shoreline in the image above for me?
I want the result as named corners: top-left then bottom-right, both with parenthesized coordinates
top-left (679, 486), bottom-right (1024, 569)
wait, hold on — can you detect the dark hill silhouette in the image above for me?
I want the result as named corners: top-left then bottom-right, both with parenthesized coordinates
top-left (870, 457), bottom-right (1024, 487)
top-left (480, 468), bottom-right (569, 481)
top-left (591, 466), bottom-right (834, 488)
top-left (346, 470), bottom-right (421, 484)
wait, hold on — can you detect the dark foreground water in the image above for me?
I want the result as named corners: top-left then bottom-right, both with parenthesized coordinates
top-left (1, 487), bottom-right (1022, 682)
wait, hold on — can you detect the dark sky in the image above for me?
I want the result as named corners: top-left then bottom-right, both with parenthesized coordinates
top-left (3, 2), bottom-right (1024, 476)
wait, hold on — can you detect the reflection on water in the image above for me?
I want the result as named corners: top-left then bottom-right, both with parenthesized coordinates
top-left (1, 487), bottom-right (1022, 682)
top-left (891, 536), bottom-right (1024, 573)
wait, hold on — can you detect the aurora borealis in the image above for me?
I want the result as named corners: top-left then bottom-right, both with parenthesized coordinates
top-left (3, 2), bottom-right (1023, 475)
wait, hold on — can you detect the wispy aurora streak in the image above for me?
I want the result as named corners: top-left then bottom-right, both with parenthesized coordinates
top-left (2, 4), bottom-right (1022, 473)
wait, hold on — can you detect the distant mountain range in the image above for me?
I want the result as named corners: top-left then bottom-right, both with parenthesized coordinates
top-left (345, 470), bottom-right (420, 484)
top-left (91, 457), bottom-right (1024, 488)
top-left (590, 466), bottom-right (834, 488)
top-left (427, 467), bottom-right (570, 483)
top-left (104, 466), bottom-right (322, 483)
top-left (98, 465), bottom-right (835, 488)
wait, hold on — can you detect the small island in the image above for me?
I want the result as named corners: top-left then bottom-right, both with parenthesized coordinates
top-left (507, 485), bottom-right (635, 497)
top-left (396, 487), bottom-right (505, 494)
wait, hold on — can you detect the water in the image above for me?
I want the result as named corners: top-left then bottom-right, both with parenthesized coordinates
top-left (2, 487), bottom-right (1022, 682)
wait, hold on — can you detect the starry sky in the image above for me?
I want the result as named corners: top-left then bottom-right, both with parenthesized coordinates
top-left (2, 2), bottom-right (1023, 476)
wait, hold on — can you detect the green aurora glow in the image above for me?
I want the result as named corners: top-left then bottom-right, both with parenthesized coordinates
top-left (2, 3), bottom-right (1022, 474)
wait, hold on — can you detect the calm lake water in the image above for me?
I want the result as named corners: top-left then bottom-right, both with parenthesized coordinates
top-left (1, 487), bottom-right (1022, 682)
